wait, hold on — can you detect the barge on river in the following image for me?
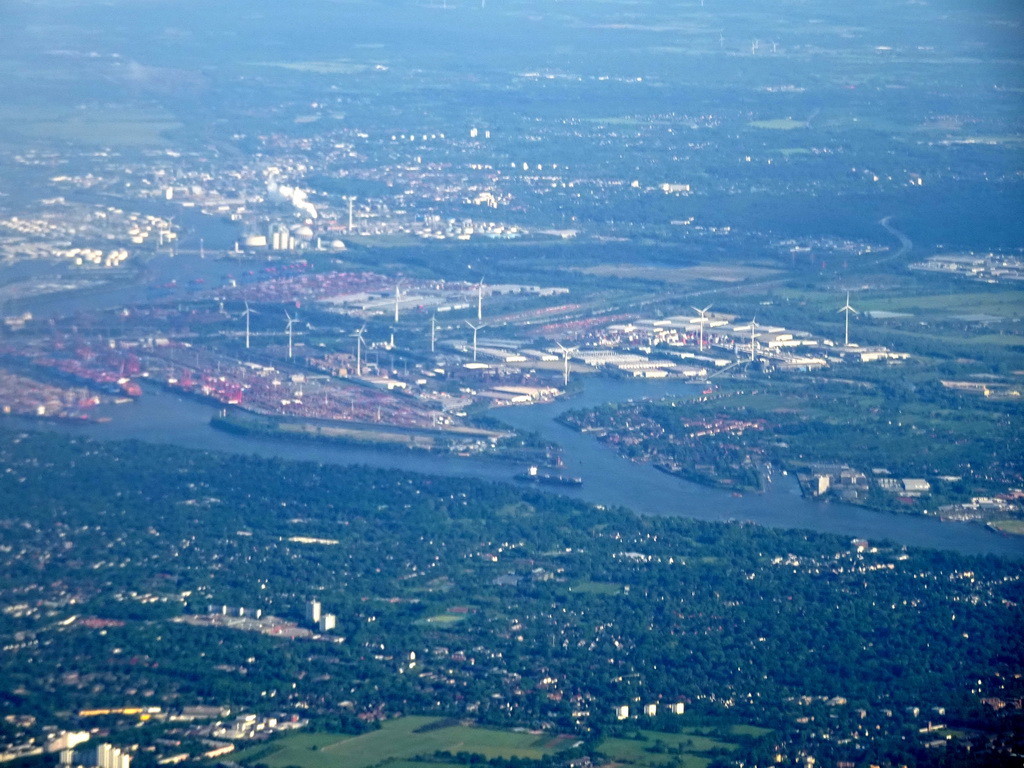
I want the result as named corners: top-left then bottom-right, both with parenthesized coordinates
top-left (514, 465), bottom-right (583, 488)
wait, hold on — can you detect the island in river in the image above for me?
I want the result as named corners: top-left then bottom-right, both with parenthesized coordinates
top-left (560, 375), bottom-right (1024, 534)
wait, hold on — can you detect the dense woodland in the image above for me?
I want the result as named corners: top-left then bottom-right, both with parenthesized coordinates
top-left (0, 427), bottom-right (1021, 766)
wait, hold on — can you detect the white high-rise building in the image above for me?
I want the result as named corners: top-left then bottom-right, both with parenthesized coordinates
top-left (305, 599), bottom-right (321, 624)
top-left (61, 743), bottom-right (130, 768)
top-left (108, 745), bottom-right (125, 768)
top-left (318, 613), bottom-right (336, 632)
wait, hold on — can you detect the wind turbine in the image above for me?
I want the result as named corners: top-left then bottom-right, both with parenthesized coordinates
top-left (430, 315), bottom-right (438, 353)
top-left (465, 320), bottom-right (485, 361)
top-left (344, 196), bottom-right (356, 233)
top-left (242, 299), bottom-right (258, 350)
top-left (838, 292), bottom-right (858, 346)
top-left (749, 317), bottom-right (759, 361)
top-left (556, 342), bottom-right (579, 387)
top-left (476, 278), bottom-right (485, 321)
top-left (352, 325), bottom-right (366, 376)
top-left (284, 310), bottom-right (297, 360)
top-left (393, 279), bottom-right (405, 324)
top-left (158, 215), bottom-right (175, 248)
top-left (692, 304), bottom-right (712, 351)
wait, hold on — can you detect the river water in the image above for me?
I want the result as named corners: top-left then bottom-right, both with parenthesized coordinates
top-left (5, 248), bottom-right (1023, 559)
top-left (15, 377), bottom-right (1023, 559)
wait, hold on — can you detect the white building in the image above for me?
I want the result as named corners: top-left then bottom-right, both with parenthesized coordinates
top-left (305, 599), bottom-right (321, 624)
top-left (60, 744), bottom-right (130, 768)
top-left (45, 733), bottom-right (90, 754)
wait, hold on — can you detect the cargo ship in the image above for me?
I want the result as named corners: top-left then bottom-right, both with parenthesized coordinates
top-left (514, 465), bottom-right (583, 487)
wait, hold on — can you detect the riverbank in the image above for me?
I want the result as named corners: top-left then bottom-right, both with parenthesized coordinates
top-left (5, 370), bottom-right (1022, 558)
top-left (211, 411), bottom-right (474, 452)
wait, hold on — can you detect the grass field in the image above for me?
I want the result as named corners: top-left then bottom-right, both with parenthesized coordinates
top-left (857, 290), bottom-right (1024, 319)
top-left (232, 718), bottom-right (773, 768)
top-left (989, 520), bottom-right (1024, 536)
top-left (597, 724), bottom-right (772, 768)
top-left (417, 613), bottom-right (466, 626)
top-left (578, 264), bottom-right (781, 284)
top-left (250, 60), bottom-right (377, 75)
top-left (0, 104), bottom-right (181, 147)
top-left (233, 717), bottom-right (573, 768)
top-left (569, 580), bottom-right (622, 595)
top-left (748, 118), bottom-right (808, 130)
top-left (776, 288), bottom-right (1024, 320)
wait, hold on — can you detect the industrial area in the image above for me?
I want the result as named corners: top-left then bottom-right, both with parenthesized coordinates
top-left (0, 253), bottom-right (906, 461)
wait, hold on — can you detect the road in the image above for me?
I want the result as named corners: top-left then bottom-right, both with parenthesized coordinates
top-left (876, 216), bottom-right (914, 264)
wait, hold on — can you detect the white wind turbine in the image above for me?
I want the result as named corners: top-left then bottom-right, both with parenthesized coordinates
top-left (465, 320), bottom-right (486, 361)
top-left (838, 292), bottom-right (858, 346)
top-left (393, 279), bottom-right (405, 324)
top-left (692, 304), bottom-right (712, 351)
top-left (158, 215), bottom-right (175, 248)
top-left (284, 311), bottom-right (297, 360)
top-left (352, 325), bottom-right (366, 376)
top-left (242, 299), bottom-right (258, 350)
top-left (556, 342), bottom-right (579, 387)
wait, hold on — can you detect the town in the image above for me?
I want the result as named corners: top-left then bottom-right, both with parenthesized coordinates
top-left (0, 0), bottom-right (1021, 765)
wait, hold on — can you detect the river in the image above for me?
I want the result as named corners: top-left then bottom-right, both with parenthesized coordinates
top-left (13, 377), bottom-right (1023, 559)
top-left (5, 246), bottom-right (1023, 559)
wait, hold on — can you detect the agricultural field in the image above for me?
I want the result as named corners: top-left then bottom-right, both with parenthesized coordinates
top-left (233, 717), bottom-right (575, 768)
top-left (0, 102), bottom-right (182, 147)
top-left (577, 264), bottom-right (782, 285)
top-left (772, 287), bottom-right (1024, 320)
top-left (856, 290), bottom-right (1024, 320)
top-left (763, 284), bottom-right (1024, 365)
top-left (232, 717), bottom-right (771, 768)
